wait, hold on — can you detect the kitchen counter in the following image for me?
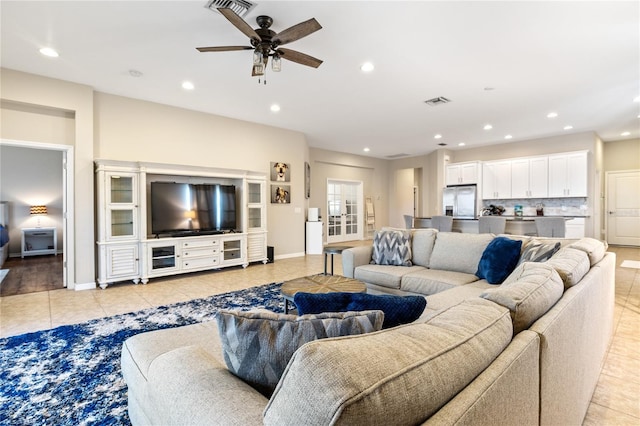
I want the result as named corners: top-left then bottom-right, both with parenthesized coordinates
top-left (412, 216), bottom-right (586, 237)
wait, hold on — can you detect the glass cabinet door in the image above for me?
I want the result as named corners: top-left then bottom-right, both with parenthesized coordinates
top-left (109, 175), bottom-right (135, 205)
top-left (106, 173), bottom-right (138, 240)
top-left (248, 182), bottom-right (262, 204)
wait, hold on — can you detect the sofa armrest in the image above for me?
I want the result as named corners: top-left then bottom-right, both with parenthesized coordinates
top-left (341, 245), bottom-right (373, 278)
top-left (146, 345), bottom-right (267, 426)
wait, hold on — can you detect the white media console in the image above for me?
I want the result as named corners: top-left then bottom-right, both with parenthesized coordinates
top-left (95, 160), bottom-right (268, 289)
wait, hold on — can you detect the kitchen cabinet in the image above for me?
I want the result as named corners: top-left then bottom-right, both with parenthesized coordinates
top-left (548, 152), bottom-right (588, 197)
top-left (446, 162), bottom-right (480, 186)
top-left (511, 156), bottom-right (548, 198)
top-left (482, 161), bottom-right (511, 199)
top-left (565, 218), bottom-right (585, 239)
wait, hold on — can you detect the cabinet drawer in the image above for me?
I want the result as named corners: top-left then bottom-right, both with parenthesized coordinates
top-left (182, 256), bottom-right (220, 270)
top-left (182, 247), bottom-right (219, 258)
top-left (182, 239), bottom-right (219, 249)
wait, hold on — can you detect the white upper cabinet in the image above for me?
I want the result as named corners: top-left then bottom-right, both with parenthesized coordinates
top-left (446, 162), bottom-right (479, 186)
top-left (482, 161), bottom-right (511, 199)
top-left (548, 152), bottom-right (588, 197)
top-left (511, 156), bottom-right (548, 199)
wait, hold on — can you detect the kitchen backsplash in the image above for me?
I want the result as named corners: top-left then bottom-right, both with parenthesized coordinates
top-left (482, 197), bottom-right (589, 217)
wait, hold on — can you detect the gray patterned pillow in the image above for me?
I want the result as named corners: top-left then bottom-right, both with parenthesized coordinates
top-left (371, 230), bottom-right (413, 266)
top-left (517, 241), bottom-right (561, 266)
top-left (216, 309), bottom-right (384, 396)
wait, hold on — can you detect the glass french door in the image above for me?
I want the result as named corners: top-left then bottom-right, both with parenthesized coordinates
top-left (327, 180), bottom-right (363, 243)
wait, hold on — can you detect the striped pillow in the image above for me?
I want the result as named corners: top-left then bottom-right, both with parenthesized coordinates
top-left (371, 230), bottom-right (413, 266)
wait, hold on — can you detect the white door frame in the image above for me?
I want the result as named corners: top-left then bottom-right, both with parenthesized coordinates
top-left (605, 169), bottom-right (640, 246)
top-left (1, 138), bottom-right (75, 288)
top-left (326, 179), bottom-right (364, 243)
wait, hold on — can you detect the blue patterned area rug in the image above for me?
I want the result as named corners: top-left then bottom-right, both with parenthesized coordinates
top-left (0, 282), bottom-right (283, 426)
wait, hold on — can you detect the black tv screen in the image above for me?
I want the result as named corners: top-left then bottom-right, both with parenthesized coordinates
top-left (150, 182), bottom-right (237, 236)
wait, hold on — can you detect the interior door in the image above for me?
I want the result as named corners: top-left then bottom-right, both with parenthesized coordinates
top-left (327, 180), bottom-right (363, 243)
top-left (606, 170), bottom-right (640, 246)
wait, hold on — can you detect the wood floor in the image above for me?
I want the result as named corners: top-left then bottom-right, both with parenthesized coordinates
top-left (0, 255), bottom-right (64, 297)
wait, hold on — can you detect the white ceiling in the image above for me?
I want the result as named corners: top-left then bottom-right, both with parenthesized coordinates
top-left (1, 1), bottom-right (639, 159)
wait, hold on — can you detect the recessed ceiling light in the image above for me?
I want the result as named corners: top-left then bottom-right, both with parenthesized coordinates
top-left (39, 47), bottom-right (59, 57)
top-left (483, 124), bottom-right (493, 130)
top-left (634, 96), bottom-right (640, 103)
top-left (563, 125), bottom-right (573, 130)
top-left (505, 134), bottom-right (513, 140)
top-left (363, 147), bottom-right (370, 152)
top-left (621, 131), bottom-right (631, 136)
top-left (182, 81), bottom-right (195, 90)
top-left (547, 112), bottom-right (558, 118)
top-left (360, 62), bottom-right (374, 73)
top-left (458, 142), bottom-right (465, 146)
top-left (270, 104), bottom-right (281, 113)
top-left (434, 134), bottom-right (442, 139)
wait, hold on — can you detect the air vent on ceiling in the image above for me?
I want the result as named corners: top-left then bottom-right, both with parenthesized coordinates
top-left (205, 0), bottom-right (256, 17)
top-left (424, 96), bottom-right (451, 106)
top-left (385, 153), bottom-right (410, 159)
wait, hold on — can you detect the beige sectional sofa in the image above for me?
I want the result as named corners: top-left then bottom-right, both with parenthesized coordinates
top-left (121, 229), bottom-right (614, 426)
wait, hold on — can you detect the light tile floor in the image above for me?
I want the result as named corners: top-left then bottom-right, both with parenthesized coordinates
top-left (1, 244), bottom-right (638, 425)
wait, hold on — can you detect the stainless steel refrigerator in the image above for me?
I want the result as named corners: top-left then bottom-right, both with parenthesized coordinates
top-left (442, 185), bottom-right (477, 219)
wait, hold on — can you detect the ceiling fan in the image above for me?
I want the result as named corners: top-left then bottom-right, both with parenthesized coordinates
top-left (197, 8), bottom-right (323, 80)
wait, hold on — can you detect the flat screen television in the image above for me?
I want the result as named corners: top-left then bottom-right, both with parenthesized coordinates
top-left (150, 182), bottom-right (237, 236)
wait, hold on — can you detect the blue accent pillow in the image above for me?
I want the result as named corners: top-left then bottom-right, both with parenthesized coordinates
top-left (476, 237), bottom-right (523, 284)
top-left (293, 292), bottom-right (427, 329)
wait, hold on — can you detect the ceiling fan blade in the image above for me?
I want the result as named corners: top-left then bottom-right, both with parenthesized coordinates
top-left (196, 46), bottom-right (253, 52)
top-left (218, 7), bottom-right (261, 42)
top-left (277, 48), bottom-right (323, 68)
top-left (272, 18), bottom-right (322, 46)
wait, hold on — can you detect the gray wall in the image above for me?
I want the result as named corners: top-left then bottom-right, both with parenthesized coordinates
top-left (0, 146), bottom-right (64, 255)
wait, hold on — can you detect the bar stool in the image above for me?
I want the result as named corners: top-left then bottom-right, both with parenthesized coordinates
top-left (431, 216), bottom-right (453, 232)
top-left (479, 216), bottom-right (507, 234)
top-left (534, 217), bottom-right (566, 237)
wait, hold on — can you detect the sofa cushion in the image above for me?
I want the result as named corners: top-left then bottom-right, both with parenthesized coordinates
top-left (517, 240), bottom-right (560, 265)
top-left (481, 262), bottom-right (564, 334)
top-left (216, 309), bottom-right (384, 396)
top-left (568, 237), bottom-right (607, 266)
top-left (476, 237), bottom-right (523, 284)
top-left (411, 228), bottom-right (438, 267)
top-left (263, 298), bottom-right (513, 426)
top-left (371, 229), bottom-right (413, 266)
top-left (400, 269), bottom-right (480, 295)
top-left (545, 247), bottom-right (591, 288)
top-left (429, 232), bottom-right (494, 274)
top-left (355, 264), bottom-right (426, 289)
top-left (293, 292), bottom-right (426, 329)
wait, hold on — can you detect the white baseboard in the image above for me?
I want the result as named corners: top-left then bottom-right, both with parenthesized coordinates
top-left (275, 251), bottom-right (305, 260)
top-left (73, 281), bottom-right (97, 291)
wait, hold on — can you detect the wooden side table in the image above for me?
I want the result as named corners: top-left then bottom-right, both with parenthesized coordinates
top-left (280, 273), bottom-right (366, 314)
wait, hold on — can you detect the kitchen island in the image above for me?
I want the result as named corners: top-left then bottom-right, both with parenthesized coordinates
top-left (413, 216), bottom-right (587, 238)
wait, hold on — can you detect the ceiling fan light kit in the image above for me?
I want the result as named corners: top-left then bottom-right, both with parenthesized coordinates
top-left (197, 7), bottom-right (322, 84)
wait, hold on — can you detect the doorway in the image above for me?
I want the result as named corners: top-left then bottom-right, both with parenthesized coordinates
top-left (606, 170), bottom-right (640, 246)
top-left (326, 180), bottom-right (363, 244)
top-left (0, 139), bottom-right (74, 290)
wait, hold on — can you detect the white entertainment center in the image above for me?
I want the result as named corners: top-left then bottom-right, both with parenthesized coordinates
top-left (95, 160), bottom-right (268, 289)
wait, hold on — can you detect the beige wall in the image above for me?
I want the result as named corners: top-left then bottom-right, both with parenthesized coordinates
top-left (308, 148), bottom-right (389, 236)
top-left (603, 138), bottom-right (640, 171)
top-left (1, 68), bottom-right (94, 288)
top-left (94, 92), bottom-right (309, 257)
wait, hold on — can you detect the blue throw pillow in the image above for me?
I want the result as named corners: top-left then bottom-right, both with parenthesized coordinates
top-left (293, 292), bottom-right (427, 329)
top-left (476, 237), bottom-right (523, 284)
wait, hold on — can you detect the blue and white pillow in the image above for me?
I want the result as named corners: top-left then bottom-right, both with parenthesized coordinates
top-left (371, 230), bottom-right (412, 266)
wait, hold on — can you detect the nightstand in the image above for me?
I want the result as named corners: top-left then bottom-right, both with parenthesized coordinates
top-left (21, 227), bottom-right (57, 258)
